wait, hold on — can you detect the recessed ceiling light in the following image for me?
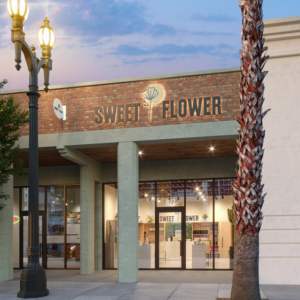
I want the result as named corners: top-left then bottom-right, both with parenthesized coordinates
top-left (145, 193), bottom-right (148, 197)
top-left (195, 187), bottom-right (199, 191)
top-left (151, 197), bottom-right (155, 201)
top-left (138, 151), bottom-right (143, 155)
top-left (209, 146), bottom-right (215, 151)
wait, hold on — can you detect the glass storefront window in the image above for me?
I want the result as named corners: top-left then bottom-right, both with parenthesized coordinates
top-left (13, 188), bottom-right (20, 268)
top-left (104, 183), bottom-right (118, 269)
top-left (66, 186), bottom-right (80, 268)
top-left (22, 187), bottom-right (45, 211)
top-left (186, 180), bottom-right (213, 269)
top-left (138, 182), bottom-right (155, 269)
top-left (47, 186), bottom-right (65, 268)
top-left (103, 179), bottom-right (234, 270)
top-left (157, 181), bottom-right (184, 207)
top-left (214, 179), bottom-right (235, 269)
top-left (159, 211), bottom-right (182, 268)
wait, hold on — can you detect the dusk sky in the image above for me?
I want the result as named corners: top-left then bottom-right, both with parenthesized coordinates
top-left (1, 0), bottom-right (300, 91)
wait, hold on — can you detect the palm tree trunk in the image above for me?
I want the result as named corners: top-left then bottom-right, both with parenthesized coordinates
top-left (231, 233), bottom-right (260, 300)
top-left (231, 0), bottom-right (269, 299)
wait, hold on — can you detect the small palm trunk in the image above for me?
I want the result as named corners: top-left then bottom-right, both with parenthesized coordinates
top-left (231, 233), bottom-right (261, 300)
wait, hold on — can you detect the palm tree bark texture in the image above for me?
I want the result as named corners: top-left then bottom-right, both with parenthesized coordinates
top-left (231, 1), bottom-right (269, 300)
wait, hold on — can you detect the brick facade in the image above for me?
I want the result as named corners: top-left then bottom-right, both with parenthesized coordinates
top-left (11, 71), bottom-right (240, 136)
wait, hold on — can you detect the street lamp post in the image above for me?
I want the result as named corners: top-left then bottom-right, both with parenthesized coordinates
top-left (7, 0), bottom-right (55, 297)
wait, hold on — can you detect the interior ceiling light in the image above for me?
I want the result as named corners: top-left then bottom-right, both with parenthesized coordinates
top-left (209, 146), bottom-right (215, 151)
top-left (195, 187), bottom-right (199, 191)
top-left (144, 193), bottom-right (148, 197)
top-left (151, 196), bottom-right (155, 201)
top-left (138, 151), bottom-right (142, 155)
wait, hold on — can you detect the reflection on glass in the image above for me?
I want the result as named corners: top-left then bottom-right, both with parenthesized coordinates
top-left (214, 179), bottom-right (234, 269)
top-left (66, 186), bottom-right (80, 268)
top-left (104, 184), bottom-right (118, 269)
top-left (157, 181), bottom-right (184, 207)
top-left (159, 212), bottom-right (182, 268)
top-left (23, 215), bottom-right (43, 266)
top-left (22, 187), bottom-right (45, 211)
top-left (138, 182), bottom-right (155, 269)
top-left (186, 180), bottom-right (213, 269)
top-left (47, 186), bottom-right (65, 268)
top-left (13, 188), bottom-right (20, 268)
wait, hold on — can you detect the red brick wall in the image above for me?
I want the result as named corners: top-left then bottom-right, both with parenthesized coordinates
top-left (11, 71), bottom-right (240, 136)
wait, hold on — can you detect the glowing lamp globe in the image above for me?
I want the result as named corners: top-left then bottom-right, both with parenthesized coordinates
top-left (7, 0), bottom-right (29, 21)
top-left (38, 17), bottom-right (55, 49)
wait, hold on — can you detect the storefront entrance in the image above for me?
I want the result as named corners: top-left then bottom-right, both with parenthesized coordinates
top-left (104, 179), bottom-right (235, 271)
top-left (155, 208), bottom-right (186, 269)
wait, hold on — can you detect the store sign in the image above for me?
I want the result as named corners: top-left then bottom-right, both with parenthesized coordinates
top-left (166, 199), bottom-right (176, 206)
top-left (94, 83), bottom-right (222, 125)
top-left (186, 215), bottom-right (199, 221)
top-left (159, 215), bottom-right (175, 222)
top-left (53, 98), bottom-right (66, 120)
top-left (13, 215), bottom-right (20, 224)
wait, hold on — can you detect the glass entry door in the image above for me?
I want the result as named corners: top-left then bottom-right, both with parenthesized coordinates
top-left (155, 208), bottom-right (185, 269)
top-left (21, 211), bottom-right (46, 269)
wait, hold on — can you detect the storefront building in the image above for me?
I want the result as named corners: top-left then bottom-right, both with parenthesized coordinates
top-left (0, 16), bottom-right (300, 285)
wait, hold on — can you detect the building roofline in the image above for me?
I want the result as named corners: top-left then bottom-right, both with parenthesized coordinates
top-left (264, 15), bottom-right (300, 28)
top-left (0, 67), bottom-right (240, 95)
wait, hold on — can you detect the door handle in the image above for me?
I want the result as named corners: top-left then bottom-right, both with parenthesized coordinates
top-left (180, 240), bottom-right (183, 256)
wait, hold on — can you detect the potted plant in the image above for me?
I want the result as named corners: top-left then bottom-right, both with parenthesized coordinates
top-left (202, 213), bottom-right (208, 220)
top-left (146, 215), bottom-right (154, 223)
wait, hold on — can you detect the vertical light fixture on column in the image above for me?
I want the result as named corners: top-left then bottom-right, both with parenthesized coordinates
top-left (7, 0), bottom-right (55, 297)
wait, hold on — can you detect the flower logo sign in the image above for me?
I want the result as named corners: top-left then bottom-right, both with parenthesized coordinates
top-left (141, 83), bottom-right (165, 122)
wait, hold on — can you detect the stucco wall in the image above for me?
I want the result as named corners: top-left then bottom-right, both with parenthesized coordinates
top-left (260, 16), bottom-right (300, 285)
top-left (14, 156), bottom-right (236, 186)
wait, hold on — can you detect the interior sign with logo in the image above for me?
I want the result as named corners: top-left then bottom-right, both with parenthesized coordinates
top-left (94, 83), bottom-right (222, 125)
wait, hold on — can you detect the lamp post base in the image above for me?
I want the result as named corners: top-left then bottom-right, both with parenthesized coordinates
top-left (18, 267), bottom-right (49, 298)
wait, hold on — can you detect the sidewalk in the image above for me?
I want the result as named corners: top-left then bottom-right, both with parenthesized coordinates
top-left (0, 270), bottom-right (299, 300)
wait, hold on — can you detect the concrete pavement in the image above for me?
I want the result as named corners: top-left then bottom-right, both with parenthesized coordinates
top-left (0, 270), bottom-right (299, 300)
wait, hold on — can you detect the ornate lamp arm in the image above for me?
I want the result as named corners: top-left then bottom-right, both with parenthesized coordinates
top-left (11, 17), bottom-right (53, 92)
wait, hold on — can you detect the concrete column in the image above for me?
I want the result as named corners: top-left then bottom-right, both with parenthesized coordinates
top-left (95, 183), bottom-right (103, 270)
top-left (117, 142), bottom-right (139, 283)
top-left (80, 166), bottom-right (95, 274)
top-left (0, 176), bottom-right (13, 280)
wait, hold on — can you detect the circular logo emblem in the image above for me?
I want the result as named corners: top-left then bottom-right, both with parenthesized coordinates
top-left (141, 83), bottom-right (165, 105)
top-left (53, 98), bottom-right (64, 119)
